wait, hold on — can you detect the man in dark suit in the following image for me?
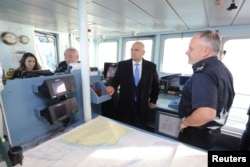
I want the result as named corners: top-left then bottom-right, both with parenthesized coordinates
top-left (105, 42), bottom-right (160, 130)
top-left (55, 47), bottom-right (79, 73)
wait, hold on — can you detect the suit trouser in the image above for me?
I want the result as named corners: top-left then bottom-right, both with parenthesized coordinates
top-left (131, 101), bottom-right (147, 130)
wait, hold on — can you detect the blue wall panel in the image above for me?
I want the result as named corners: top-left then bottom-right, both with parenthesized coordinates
top-left (1, 73), bottom-right (86, 146)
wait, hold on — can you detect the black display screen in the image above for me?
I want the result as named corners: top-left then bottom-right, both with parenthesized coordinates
top-left (106, 66), bottom-right (117, 79)
top-left (40, 76), bottom-right (77, 99)
top-left (51, 80), bottom-right (67, 95)
top-left (103, 62), bottom-right (117, 80)
top-left (54, 104), bottom-right (67, 120)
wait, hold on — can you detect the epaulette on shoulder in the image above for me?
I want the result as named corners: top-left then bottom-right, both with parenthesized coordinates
top-left (194, 63), bottom-right (206, 73)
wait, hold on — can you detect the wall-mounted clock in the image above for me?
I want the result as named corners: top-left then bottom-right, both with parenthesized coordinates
top-left (19, 35), bottom-right (30, 44)
top-left (1, 32), bottom-right (18, 45)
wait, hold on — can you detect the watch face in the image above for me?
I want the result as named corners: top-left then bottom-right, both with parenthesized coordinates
top-left (19, 35), bottom-right (30, 44)
top-left (1, 32), bottom-right (18, 45)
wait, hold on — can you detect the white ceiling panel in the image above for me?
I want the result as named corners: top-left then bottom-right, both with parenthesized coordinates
top-left (232, 0), bottom-right (250, 25)
top-left (87, 2), bottom-right (151, 31)
top-left (91, 0), bottom-right (167, 31)
top-left (167, 0), bottom-right (207, 29)
top-left (204, 0), bottom-right (244, 27)
top-left (0, 0), bottom-right (250, 38)
top-left (130, 0), bottom-right (187, 31)
top-left (0, 0), bottom-right (78, 32)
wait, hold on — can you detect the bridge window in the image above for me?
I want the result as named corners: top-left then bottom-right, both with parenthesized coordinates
top-left (221, 38), bottom-right (250, 136)
top-left (162, 37), bottom-right (192, 74)
top-left (74, 38), bottom-right (96, 67)
top-left (124, 39), bottom-right (153, 61)
top-left (97, 41), bottom-right (118, 72)
top-left (161, 36), bottom-right (249, 137)
top-left (34, 31), bottom-right (58, 71)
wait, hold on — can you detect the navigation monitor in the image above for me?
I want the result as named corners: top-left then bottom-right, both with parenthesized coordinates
top-left (39, 76), bottom-right (77, 99)
top-left (41, 97), bottom-right (78, 125)
top-left (103, 62), bottom-right (117, 80)
top-left (179, 75), bottom-right (190, 91)
top-left (51, 79), bottom-right (67, 95)
top-left (160, 74), bottom-right (190, 94)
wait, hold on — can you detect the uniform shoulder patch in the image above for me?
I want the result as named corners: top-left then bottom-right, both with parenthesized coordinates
top-left (195, 63), bottom-right (206, 72)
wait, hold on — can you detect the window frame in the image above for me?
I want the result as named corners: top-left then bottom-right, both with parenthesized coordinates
top-left (159, 33), bottom-right (250, 137)
top-left (96, 40), bottom-right (119, 72)
top-left (220, 36), bottom-right (250, 137)
top-left (34, 31), bottom-right (58, 71)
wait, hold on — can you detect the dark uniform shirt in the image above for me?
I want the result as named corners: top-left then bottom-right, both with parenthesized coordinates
top-left (178, 56), bottom-right (235, 128)
top-left (55, 61), bottom-right (81, 73)
top-left (55, 61), bottom-right (68, 73)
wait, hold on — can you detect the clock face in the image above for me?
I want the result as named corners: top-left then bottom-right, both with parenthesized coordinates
top-left (19, 35), bottom-right (30, 44)
top-left (1, 32), bottom-right (18, 45)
